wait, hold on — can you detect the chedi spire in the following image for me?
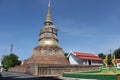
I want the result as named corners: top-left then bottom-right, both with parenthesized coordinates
top-left (38, 0), bottom-right (58, 46)
top-left (44, 0), bottom-right (53, 25)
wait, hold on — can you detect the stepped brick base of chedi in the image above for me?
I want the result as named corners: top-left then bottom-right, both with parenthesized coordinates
top-left (26, 45), bottom-right (69, 64)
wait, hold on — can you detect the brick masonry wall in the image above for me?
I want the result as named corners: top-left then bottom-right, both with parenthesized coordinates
top-left (9, 64), bottom-right (100, 76)
top-left (9, 65), bottom-right (27, 73)
top-left (26, 64), bottom-right (100, 76)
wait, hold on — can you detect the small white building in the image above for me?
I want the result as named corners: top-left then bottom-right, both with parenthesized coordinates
top-left (67, 52), bottom-right (103, 65)
top-left (0, 59), bottom-right (3, 72)
top-left (116, 59), bottom-right (120, 68)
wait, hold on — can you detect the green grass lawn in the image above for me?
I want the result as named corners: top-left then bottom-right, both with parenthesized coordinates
top-left (62, 67), bottom-right (120, 80)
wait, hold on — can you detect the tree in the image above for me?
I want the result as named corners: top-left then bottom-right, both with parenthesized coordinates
top-left (108, 54), bottom-right (112, 65)
top-left (2, 53), bottom-right (21, 70)
top-left (98, 53), bottom-right (105, 59)
top-left (64, 52), bottom-right (69, 60)
top-left (98, 53), bottom-right (112, 65)
top-left (113, 48), bottom-right (120, 59)
top-left (64, 53), bottom-right (68, 57)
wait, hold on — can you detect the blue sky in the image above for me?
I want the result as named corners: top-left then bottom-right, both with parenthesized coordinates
top-left (0, 0), bottom-right (120, 60)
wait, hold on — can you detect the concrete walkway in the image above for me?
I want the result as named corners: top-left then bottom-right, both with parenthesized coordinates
top-left (0, 72), bottom-right (63, 80)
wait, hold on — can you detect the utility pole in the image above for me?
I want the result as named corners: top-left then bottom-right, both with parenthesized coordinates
top-left (110, 49), bottom-right (113, 59)
top-left (10, 44), bottom-right (13, 53)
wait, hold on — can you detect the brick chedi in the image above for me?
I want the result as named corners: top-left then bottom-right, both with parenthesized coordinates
top-left (27, 1), bottom-right (69, 65)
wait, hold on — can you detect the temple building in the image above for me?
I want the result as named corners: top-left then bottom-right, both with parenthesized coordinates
top-left (116, 59), bottom-right (120, 68)
top-left (26, 1), bottom-right (69, 65)
top-left (67, 52), bottom-right (103, 65)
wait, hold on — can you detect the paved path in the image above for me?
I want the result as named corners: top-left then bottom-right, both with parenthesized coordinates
top-left (0, 72), bottom-right (62, 80)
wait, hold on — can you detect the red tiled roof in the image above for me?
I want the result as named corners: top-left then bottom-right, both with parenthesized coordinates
top-left (73, 52), bottom-right (102, 61)
top-left (116, 59), bottom-right (120, 63)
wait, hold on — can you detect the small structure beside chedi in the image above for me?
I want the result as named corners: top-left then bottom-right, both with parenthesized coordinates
top-left (67, 52), bottom-right (103, 65)
top-left (116, 59), bottom-right (120, 68)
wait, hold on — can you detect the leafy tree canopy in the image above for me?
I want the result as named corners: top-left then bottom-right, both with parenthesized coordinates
top-left (98, 48), bottom-right (120, 65)
top-left (98, 53), bottom-right (105, 59)
top-left (113, 48), bottom-right (120, 58)
top-left (64, 53), bottom-right (68, 57)
top-left (2, 53), bottom-right (21, 70)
